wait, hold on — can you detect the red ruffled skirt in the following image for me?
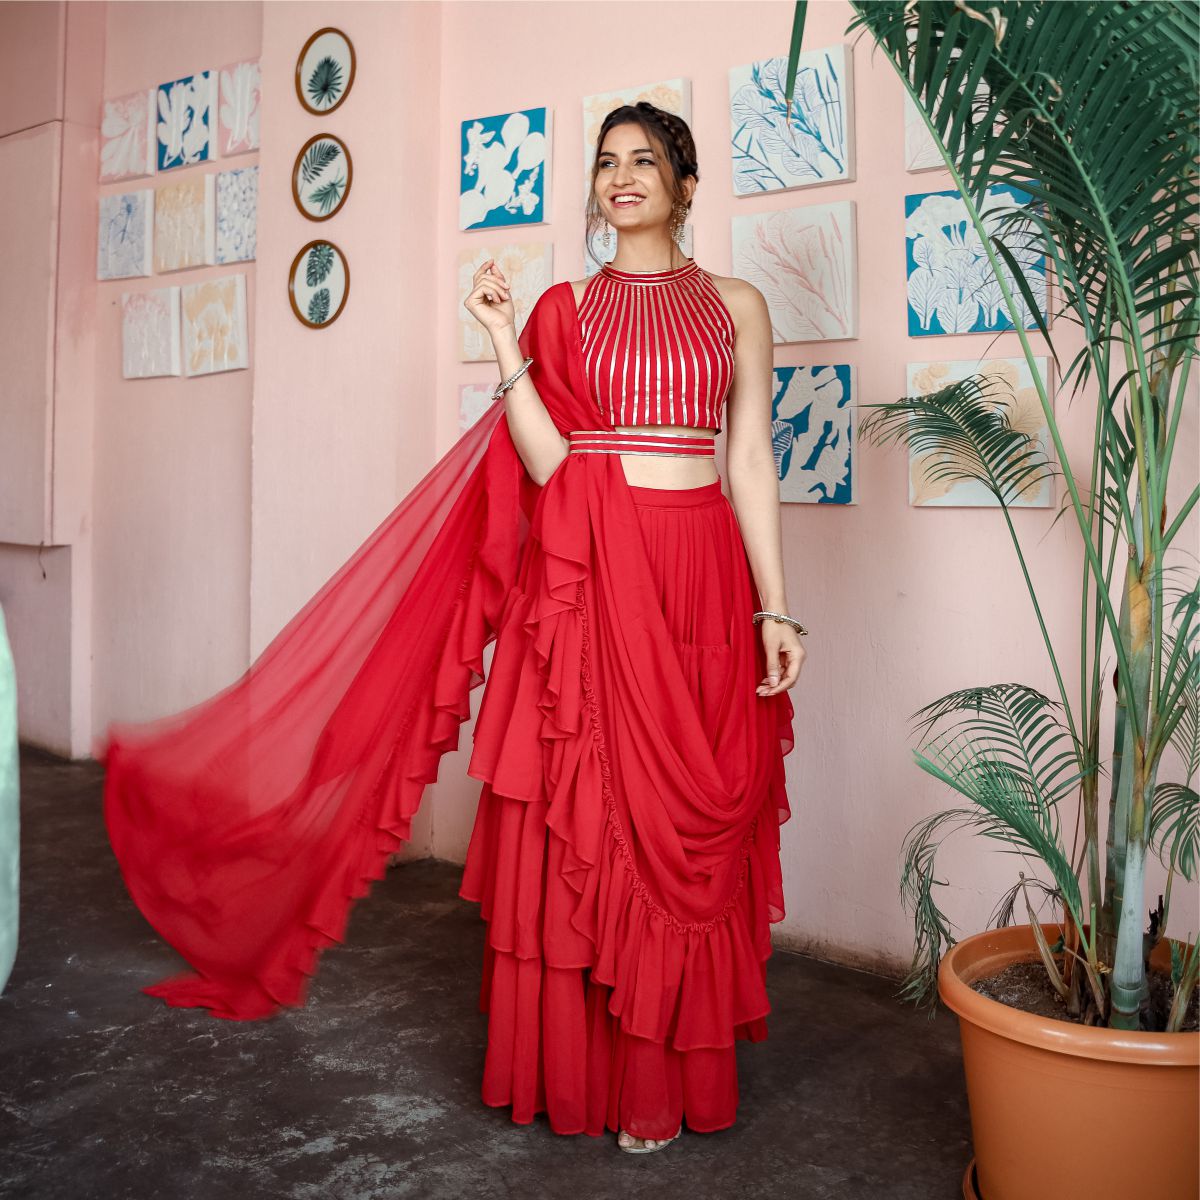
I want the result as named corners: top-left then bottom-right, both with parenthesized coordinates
top-left (460, 476), bottom-right (793, 1140)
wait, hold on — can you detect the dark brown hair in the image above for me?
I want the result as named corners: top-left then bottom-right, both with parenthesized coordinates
top-left (584, 101), bottom-right (699, 269)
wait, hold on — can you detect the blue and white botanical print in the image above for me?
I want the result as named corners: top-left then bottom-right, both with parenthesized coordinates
top-left (460, 107), bottom-right (551, 230)
top-left (97, 190), bottom-right (153, 280)
top-left (905, 184), bottom-right (1047, 336)
top-left (157, 72), bottom-right (215, 170)
top-left (771, 365), bottom-right (855, 504)
top-left (216, 166), bottom-right (258, 264)
top-left (729, 46), bottom-right (855, 193)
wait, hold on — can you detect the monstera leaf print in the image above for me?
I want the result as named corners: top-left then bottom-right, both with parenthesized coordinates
top-left (306, 243), bottom-right (334, 287)
top-left (308, 288), bottom-right (331, 324)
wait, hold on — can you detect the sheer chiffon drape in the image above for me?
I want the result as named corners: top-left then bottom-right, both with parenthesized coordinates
top-left (102, 281), bottom-right (794, 1136)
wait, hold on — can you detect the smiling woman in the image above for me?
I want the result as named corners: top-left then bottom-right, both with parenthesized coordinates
top-left (101, 99), bottom-right (805, 1160)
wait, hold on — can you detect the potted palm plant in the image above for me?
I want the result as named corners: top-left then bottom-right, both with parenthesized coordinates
top-left (783, 2), bottom-right (1199, 1196)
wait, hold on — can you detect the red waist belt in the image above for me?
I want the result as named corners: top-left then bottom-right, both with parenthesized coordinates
top-left (567, 429), bottom-right (716, 458)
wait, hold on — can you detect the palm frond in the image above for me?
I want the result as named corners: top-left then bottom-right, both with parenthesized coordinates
top-left (848, 0), bottom-right (1200, 394)
top-left (1150, 783), bottom-right (1199, 882)
top-left (858, 374), bottom-right (1058, 505)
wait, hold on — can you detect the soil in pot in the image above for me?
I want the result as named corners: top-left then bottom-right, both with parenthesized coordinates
top-left (973, 960), bottom-right (1199, 1032)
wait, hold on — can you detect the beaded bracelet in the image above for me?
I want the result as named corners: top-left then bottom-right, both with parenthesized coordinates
top-left (492, 356), bottom-right (534, 400)
top-left (752, 610), bottom-right (809, 636)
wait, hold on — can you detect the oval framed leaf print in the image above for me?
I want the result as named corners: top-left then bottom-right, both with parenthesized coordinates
top-left (292, 133), bottom-right (353, 221)
top-left (288, 239), bottom-right (350, 328)
top-left (295, 27), bottom-right (356, 116)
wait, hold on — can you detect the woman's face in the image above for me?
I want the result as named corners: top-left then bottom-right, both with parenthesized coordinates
top-left (595, 122), bottom-right (692, 234)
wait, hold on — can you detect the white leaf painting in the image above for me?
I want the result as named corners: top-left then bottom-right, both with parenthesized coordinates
top-left (732, 201), bottom-right (858, 343)
top-left (457, 242), bottom-right (553, 362)
top-left (182, 273), bottom-right (249, 376)
top-left (459, 107), bottom-right (552, 230)
top-left (218, 59), bottom-right (261, 156)
top-left (906, 184), bottom-right (1047, 335)
top-left (100, 89), bottom-right (156, 182)
top-left (97, 190), bottom-right (153, 280)
top-left (157, 71), bottom-right (216, 170)
top-left (906, 357), bottom-right (1054, 506)
top-left (121, 287), bottom-right (181, 379)
top-left (772, 365), bottom-right (856, 503)
top-left (729, 46), bottom-right (855, 193)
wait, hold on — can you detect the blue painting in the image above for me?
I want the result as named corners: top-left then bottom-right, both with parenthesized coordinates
top-left (97, 189), bottom-right (153, 281)
top-left (729, 45), bottom-right (855, 193)
top-left (771, 365), bottom-right (855, 504)
top-left (905, 184), bottom-right (1047, 336)
top-left (460, 107), bottom-right (551, 230)
top-left (157, 71), bottom-right (215, 171)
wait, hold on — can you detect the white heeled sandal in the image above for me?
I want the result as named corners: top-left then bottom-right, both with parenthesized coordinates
top-left (617, 1125), bottom-right (682, 1154)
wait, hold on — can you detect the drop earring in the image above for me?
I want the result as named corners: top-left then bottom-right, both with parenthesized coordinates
top-left (602, 221), bottom-right (611, 248)
top-left (671, 202), bottom-right (687, 246)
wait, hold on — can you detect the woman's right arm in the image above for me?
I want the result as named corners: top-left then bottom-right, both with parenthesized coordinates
top-left (465, 259), bottom-right (567, 486)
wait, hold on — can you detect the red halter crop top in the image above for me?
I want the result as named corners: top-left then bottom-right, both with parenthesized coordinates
top-left (577, 258), bottom-right (736, 431)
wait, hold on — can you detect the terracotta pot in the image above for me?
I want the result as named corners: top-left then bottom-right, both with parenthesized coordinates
top-left (938, 923), bottom-right (1199, 1200)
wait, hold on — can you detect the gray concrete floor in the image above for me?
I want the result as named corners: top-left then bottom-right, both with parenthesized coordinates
top-left (1, 748), bottom-right (972, 1200)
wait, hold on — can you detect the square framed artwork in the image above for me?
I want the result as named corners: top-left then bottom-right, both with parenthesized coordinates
top-left (460, 106), bottom-right (551, 230)
top-left (154, 175), bottom-right (216, 273)
top-left (457, 242), bottom-right (553, 362)
top-left (182, 273), bottom-right (249, 376)
top-left (732, 201), bottom-right (858, 343)
top-left (121, 287), bottom-right (182, 378)
top-left (906, 357), bottom-right (1054, 507)
top-left (905, 184), bottom-right (1048, 336)
top-left (217, 59), bottom-right (261, 156)
top-left (100, 89), bottom-right (156, 183)
top-left (97, 190), bottom-right (154, 280)
top-left (729, 45), bottom-right (855, 193)
top-left (216, 166), bottom-right (258, 264)
top-left (157, 71), bottom-right (217, 170)
top-left (772, 365), bottom-right (856, 503)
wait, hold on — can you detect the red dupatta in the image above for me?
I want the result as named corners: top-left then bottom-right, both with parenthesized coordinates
top-left (102, 281), bottom-right (793, 1023)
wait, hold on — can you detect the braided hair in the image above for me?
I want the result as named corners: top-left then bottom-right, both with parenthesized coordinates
top-left (585, 101), bottom-right (700, 269)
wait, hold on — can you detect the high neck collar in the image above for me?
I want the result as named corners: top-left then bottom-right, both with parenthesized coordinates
top-left (599, 258), bottom-right (701, 285)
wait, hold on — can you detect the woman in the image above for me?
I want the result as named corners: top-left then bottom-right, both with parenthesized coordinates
top-left (102, 102), bottom-right (804, 1156)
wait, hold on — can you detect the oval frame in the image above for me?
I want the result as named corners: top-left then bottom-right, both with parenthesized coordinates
top-left (288, 239), bottom-right (351, 329)
top-left (295, 27), bottom-right (357, 116)
top-left (291, 133), bottom-right (354, 221)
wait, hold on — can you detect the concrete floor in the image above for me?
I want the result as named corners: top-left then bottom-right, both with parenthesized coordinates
top-left (1, 749), bottom-right (973, 1200)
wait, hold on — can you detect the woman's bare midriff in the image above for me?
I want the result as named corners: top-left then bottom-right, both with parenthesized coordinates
top-left (610, 423), bottom-right (720, 488)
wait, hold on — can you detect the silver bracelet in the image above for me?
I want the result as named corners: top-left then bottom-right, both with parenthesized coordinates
top-left (492, 356), bottom-right (534, 400)
top-left (752, 610), bottom-right (809, 636)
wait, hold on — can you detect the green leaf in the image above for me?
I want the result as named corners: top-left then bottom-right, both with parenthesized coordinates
top-left (301, 140), bottom-right (341, 185)
top-left (306, 56), bottom-right (344, 109)
top-left (306, 243), bottom-right (334, 287)
top-left (309, 175), bottom-right (346, 215)
top-left (307, 287), bottom-right (330, 324)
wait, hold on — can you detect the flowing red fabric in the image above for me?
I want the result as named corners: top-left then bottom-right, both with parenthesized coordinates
top-left (102, 281), bottom-right (794, 1131)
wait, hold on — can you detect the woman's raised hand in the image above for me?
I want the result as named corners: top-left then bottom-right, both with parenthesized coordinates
top-left (463, 258), bottom-right (516, 336)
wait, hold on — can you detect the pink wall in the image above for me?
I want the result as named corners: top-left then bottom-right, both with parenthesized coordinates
top-left (425, 1), bottom-right (1200, 967)
top-left (2, 1), bottom-right (1194, 970)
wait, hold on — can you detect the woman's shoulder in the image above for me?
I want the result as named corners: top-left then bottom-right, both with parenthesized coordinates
top-left (703, 272), bottom-right (767, 336)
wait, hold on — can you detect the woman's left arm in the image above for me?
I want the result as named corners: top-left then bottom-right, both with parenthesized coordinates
top-left (721, 279), bottom-right (806, 697)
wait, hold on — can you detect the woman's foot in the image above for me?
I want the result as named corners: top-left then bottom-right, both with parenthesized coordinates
top-left (617, 1125), bottom-right (682, 1154)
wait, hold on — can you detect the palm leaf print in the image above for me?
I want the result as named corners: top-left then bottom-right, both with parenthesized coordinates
top-left (309, 175), bottom-right (346, 214)
top-left (301, 140), bottom-right (341, 184)
top-left (308, 288), bottom-right (331, 324)
top-left (306, 56), bottom-right (343, 109)
top-left (306, 243), bottom-right (334, 287)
